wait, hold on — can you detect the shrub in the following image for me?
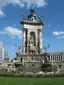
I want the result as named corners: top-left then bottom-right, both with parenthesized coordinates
top-left (25, 74), bottom-right (34, 78)
top-left (0, 70), bottom-right (64, 78)
top-left (15, 73), bottom-right (25, 77)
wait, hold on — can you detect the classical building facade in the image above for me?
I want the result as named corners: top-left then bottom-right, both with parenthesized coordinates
top-left (49, 52), bottom-right (64, 72)
top-left (20, 9), bottom-right (44, 72)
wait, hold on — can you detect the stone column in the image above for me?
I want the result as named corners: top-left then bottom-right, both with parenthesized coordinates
top-left (36, 30), bottom-right (38, 54)
top-left (27, 30), bottom-right (29, 54)
top-left (50, 55), bottom-right (51, 62)
top-left (54, 55), bottom-right (55, 62)
top-left (40, 29), bottom-right (42, 54)
top-left (37, 29), bottom-right (40, 54)
top-left (23, 29), bottom-right (26, 53)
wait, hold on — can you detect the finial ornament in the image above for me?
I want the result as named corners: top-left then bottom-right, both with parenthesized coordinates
top-left (38, 16), bottom-right (43, 23)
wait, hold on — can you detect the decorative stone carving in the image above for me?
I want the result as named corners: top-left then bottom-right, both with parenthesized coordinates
top-left (28, 32), bottom-right (36, 54)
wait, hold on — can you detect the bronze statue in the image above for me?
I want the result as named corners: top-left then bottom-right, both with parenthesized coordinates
top-left (28, 9), bottom-right (36, 20)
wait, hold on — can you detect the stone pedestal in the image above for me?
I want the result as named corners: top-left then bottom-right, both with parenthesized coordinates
top-left (21, 54), bottom-right (43, 73)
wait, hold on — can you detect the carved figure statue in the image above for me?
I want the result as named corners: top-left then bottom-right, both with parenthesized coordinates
top-left (28, 33), bottom-right (36, 54)
top-left (29, 35), bottom-right (35, 48)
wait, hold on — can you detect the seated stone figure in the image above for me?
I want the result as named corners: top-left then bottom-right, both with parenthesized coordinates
top-left (29, 35), bottom-right (36, 54)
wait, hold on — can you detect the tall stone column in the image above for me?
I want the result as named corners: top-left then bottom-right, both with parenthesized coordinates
top-left (27, 30), bottom-right (29, 54)
top-left (23, 29), bottom-right (26, 53)
top-left (54, 55), bottom-right (55, 62)
top-left (37, 29), bottom-right (40, 54)
top-left (40, 29), bottom-right (42, 54)
top-left (50, 55), bottom-right (51, 61)
top-left (36, 30), bottom-right (38, 54)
